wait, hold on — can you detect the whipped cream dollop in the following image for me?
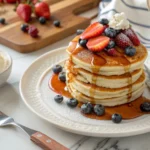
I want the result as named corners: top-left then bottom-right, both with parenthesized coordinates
top-left (0, 51), bottom-right (10, 73)
top-left (109, 12), bottom-right (130, 30)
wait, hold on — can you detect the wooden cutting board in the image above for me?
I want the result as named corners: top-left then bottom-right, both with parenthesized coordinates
top-left (0, 0), bottom-right (100, 53)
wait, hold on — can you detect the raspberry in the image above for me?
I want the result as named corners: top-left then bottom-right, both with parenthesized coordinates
top-left (28, 25), bottom-right (39, 38)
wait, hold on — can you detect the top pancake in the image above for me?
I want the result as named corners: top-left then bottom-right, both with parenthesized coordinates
top-left (66, 35), bottom-right (148, 76)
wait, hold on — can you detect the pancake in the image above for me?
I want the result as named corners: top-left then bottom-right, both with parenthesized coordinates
top-left (66, 71), bottom-right (145, 99)
top-left (66, 35), bottom-right (147, 76)
top-left (65, 60), bottom-right (143, 88)
top-left (68, 84), bottom-right (145, 106)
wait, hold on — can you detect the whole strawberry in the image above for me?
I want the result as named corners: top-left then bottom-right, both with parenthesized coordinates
top-left (115, 33), bottom-right (133, 49)
top-left (123, 28), bottom-right (140, 46)
top-left (28, 25), bottom-right (39, 37)
top-left (17, 4), bottom-right (32, 22)
top-left (35, 2), bottom-right (51, 19)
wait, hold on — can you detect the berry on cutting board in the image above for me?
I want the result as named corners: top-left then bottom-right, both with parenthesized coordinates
top-left (104, 27), bottom-right (117, 38)
top-left (81, 102), bottom-right (93, 114)
top-left (112, 113), bottom-right (122, 123)
top-left (67, 98), bottom-right (78, 108)
top-left (79, 39), bottom-right (88, 48)
top-left (99, 18), bottom-right (109, 25)
top-left (53, 20), bottom-right (61, 27)
top-left (80, 22), bottom-right (105, 40)
top-left (87, 36), bottom-right (110, 52)
top-left (123, 28), bottom-right (140, 46)
top-left (39, 17), bottom-right (46, 24)
top-left (28, 25), bottom-right (39, 38)
top-left (54, 95), bottom-right (63, 103)
top-left (52, 65), bottom-right (62, 74)
top-left (58, 72), bottom-right (66, 82)
top-left (125, 46), bottom-right (136, 56)
top-left (0, 18), bottom-right (5, 24)
top-left (94, 104), bottom-right (105, 116)
top-left (115, 33), bottom-right (133, 49)
top-left (16, 4), bottom-right (32, 22)
top-left (140, 102), bottom-right (150, 112)
top-left (21, 24), bottom-right (29, 32)
top-left (35, 2), bottom-right (51, 19)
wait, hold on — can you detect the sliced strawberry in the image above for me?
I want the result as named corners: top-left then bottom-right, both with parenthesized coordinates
top-left (80, 22), bottom-right (104, 40)
top-left (35, 2), bottom-right (51, 19)
top-left (16, 4), bottom-right (32, 22)
top-left (87, 36), bottom-right (110, 52)
top-left (115, 33), bottom-right (133, 49)
top-left (123, 28), bottom-right (140, 46)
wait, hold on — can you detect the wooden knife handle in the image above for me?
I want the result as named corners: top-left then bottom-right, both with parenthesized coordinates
top-left (31, 132), bottom-right (69, 150)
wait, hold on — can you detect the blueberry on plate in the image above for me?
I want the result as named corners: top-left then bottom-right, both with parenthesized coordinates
top-left (58, 72), bottom-right (66, 82)
top-left (99, 18), bottom-right (109, 25)
top-left (52, 65), bottom-right (62, 74)
top-left (140, 102), bottom-right (150, 112)
top-left (112, 114), bottom-right (122, 123)
top-left (81, 103), bottom-right (93, 114)
top-left (107, 40), bottom-right (116, 49)
top-left (21, 24), bottom-right (29, 32)
top-left (76, 29), bottom-right (84, 35)
top-left (104, 27), bottom-right (117, 38)
top-left (0, 18), bottom-right (5, 24)
top-left (125, 46), bottom-right (136, 56)
top-left (94, 104), bottom-right (105, 116)
top-left (39, 17), bottom-right (46, 24)
top-left (67, 98), bottom-right (78, 108)
top-left (79, 39), bottom-right (88, 47)
top-left (53, 20), bottom-right (61, 27)
top-left (54, 95), bottom-right (63, 103)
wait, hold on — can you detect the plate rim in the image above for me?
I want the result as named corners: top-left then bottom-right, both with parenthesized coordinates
top-left (19, 47), bottom-right (150, 137)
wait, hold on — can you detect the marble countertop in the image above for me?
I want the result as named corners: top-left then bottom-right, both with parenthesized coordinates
top-left (0, 9), bottom-right (150, 150)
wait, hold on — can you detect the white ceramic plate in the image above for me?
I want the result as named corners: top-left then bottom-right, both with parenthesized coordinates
top-left (20, 47), bottom-right (150, 137)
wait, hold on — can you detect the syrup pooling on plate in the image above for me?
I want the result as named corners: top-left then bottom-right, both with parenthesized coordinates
top-left (49, 74), bottom-right (150, 120)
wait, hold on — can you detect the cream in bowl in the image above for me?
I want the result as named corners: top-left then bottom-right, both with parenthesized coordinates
top-left (0, 51), bottom-right (12, 87)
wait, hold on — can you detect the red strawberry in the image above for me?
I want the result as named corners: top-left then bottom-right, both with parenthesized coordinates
top-left (0, 0), bottom-right (3, 3)
top-left (107, 48), bottom-right (117, 56)
top-left (28, 25), bottom-right (39, 37)
top-left (87, 36), bottom-right (110, 52)
top-left (115, 33), bottom-right (133, 49)
top-left (35, 2), bottom-right (50, 19)
top-left (123, 28), bottom-right (140, 46)
top-left (17, 4), bottom-right (32, 22)
top-left (80, 22), bottom-right (104, 40)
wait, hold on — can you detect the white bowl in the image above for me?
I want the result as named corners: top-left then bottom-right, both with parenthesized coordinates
top-left (0, 51), bottom-right (12, 87)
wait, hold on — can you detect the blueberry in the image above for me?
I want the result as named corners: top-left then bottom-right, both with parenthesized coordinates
top-left (54, 95), bottom-right (63, 103)
top-left (104, 28), bottom-right (116, 38)
top-left (125, 46), bottom-right (136, 56)
top-left (58, 72), bottom-right (66, 82)
top-left (76, 29), bottom-right (84, 35)
top-left (99, 18), bottom-right (109, 25)
top-left (107, 40), bottom-right (116, 49)
top-left (53, 20), bottom-right (60, 27)
top-left (116, 29), bottom-right (121, 34)
top-left (67, 98), bottom-right (78, 108)
top-left (140, 102), bottom-right (150, 112)
top-left (79, 39), bottom-right (88, 47)
top-left (81, 102), bottom-right (93, 114)
top-left (0, 18), bottom-right (5, 24)
top-left (52, 65), bottom-right (62, 74)
top-left (112, 114), bottom-right (122, 123)
top-left (39, 17), bottom-right (46, 24)
top-left (20, 24), bottom-right (29, 32)
top-left (94, 104), bottom-right (105, 116)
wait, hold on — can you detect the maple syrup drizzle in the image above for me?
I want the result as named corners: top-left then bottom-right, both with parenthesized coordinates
top-left (49, 74), bottom-right (150, 120)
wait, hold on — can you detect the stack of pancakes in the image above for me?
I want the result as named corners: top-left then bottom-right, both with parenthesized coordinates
top-left (65, 36), bottom-right (148, 106)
